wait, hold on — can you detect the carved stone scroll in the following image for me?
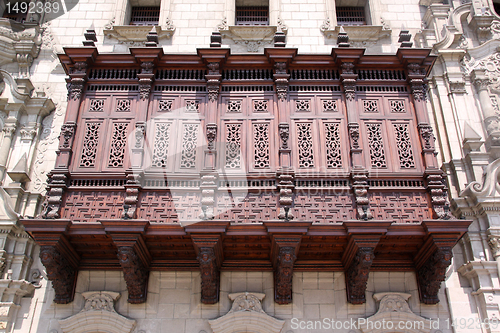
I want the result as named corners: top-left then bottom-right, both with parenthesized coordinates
top-left (192, 235), bottom-right (223, 304)
top-left (345, 247), bottom-right (375, 304)
top-left (117, 246), bottom-right (149, 303)
top-left (40, 245), bottom-right (78, 304)
top-left (271, 236), bottom-right (301, 304)
top-left (417, 247), bottom-right (452, 304)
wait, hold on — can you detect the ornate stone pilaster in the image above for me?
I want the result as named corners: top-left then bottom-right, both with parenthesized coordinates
top-left (472, 70), bottom-right (500, 151)
top-left (206, 62), bottom-right (222, 102)
top-left (346, 247), bottom-right (375, 304)
top-left (417, 247), bottom-right (452, 304)
top-left (39, 245), bottom-right (78, 304)
top-left (117, 246), bottom-right (149, 304)
top-left (0, 123), bottom-right (17, 170)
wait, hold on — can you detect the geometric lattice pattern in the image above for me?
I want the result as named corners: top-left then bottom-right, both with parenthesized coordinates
top-left (369, 191), bottom-right (431, 223)
top-left (390, 100), bottom-right (406, 113)
top-left (296, 100), bottom-right (311, 112)
top-left (253, 122), bottom-right (270, 168)
top-left (116, 99), bottom-right (131, 112)
top-left (79, 122), bottom-right (101, 168)
top-left (152, 122), bottom-right (171, 168)
top-left (324, 122), bottom-right (342, 168)
top-left (393, 123), bottom-right (415, 168)
top-left (253, 100), bottom-right (268, 112)
top-left (186, 100), bottom-right (200, 112)
top-left (225, 123), bottom-right (242, 169)
top-left (297, 122), bottom-right (315, 168)
top-left (293, 193), bottom-right (355, 222)
top-left (228, 100), bottom-right (242, 113)
top-left (366, 123), bottom-right (387, 168)
top-left (61, 191), bottom-right (124, 222)
top-left (363, 100), bottom-right (378, 113)
top-left (322, 100), bottom-right (338, 112)
top-left (89, 99), bottom-right (105, 112)
top-left (137, 190), bottom-right (202, 223)
top-left (158, 100), bottom-right (173, 112)
top-left (215, 192), bottom-right (279, 223)
top-left (108, 122), bottom-right (128, 168)
top-left (180, 123), bottom-right (199, 169)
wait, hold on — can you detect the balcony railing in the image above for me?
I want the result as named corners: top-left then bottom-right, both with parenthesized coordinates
top-left (235, 6), bottom-right (269, 25)
top-left (129, 6), bottom-right (160, 26)
top-left (336, 6), bottom-right (366, 26)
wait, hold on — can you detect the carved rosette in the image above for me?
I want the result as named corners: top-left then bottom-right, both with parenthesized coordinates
top-left (426, 174), bottom-right (453, 219)
top-left (206, 62), bottom-right (222, 102)
top-left (197, 247), bottom-right (220, 304)
top-left (277, 171), bottom-right (294, 220)
top-left (348, 123), bottom-right (360, 149)
top-left (417, 247), bottom-right (452, 304)
top-left (352, 172), bottom-right (372, 220)
top-left (40, 246), bottom-right (77, 304)
top-left (117, 246), bottom-right (149, 304)
top-left (206, 123), bottom-right (217, 151)
top-left (346, 247), bottom-right (375, 304)
top-left (134, 122), bottom-right (146, 149)
top-left (274, 246), bottom-right (296, 304)
top-left (278, 123), bottom-right (289, 149)
top-left (42, 173), bottom-right (68, 219)
top-left (67, 78), bottom-right (85, 101)
top-left (60, 123), bottom-right (76, 148)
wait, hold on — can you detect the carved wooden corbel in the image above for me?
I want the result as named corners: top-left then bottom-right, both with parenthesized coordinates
top-left (271, 235), bottom-right (301, 304)
top-left (191, 235), bottom-right (223, 304)
top-left (345, 247), bottom-right (374, 304)
top-left (416, 247), bottom-right (452, 304)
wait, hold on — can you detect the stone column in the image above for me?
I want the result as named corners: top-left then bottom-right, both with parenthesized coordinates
top-left (0, 123), bottom-right (17, 182)
top-left (472, 70), bottom-right (500, 148)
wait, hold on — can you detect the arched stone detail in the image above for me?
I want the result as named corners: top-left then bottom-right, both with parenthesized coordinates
top-left (208, 292), bottom-right (285, 333)
top-left (58, 291), bottom-right (136, 333)
top-left (359, 293), bottom-right (432, 333)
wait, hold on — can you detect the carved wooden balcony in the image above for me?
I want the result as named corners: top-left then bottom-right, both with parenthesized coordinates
top-left (22, 46), bottom-right (471, 306)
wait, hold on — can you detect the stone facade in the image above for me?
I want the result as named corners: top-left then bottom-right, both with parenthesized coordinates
top-left (0, 0), bottom-right (499, 332)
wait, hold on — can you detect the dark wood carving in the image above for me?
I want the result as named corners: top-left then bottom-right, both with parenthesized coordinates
top-left (426, 173), bottom-right (453, 219)
top-left (39, 246), bottom-right (77, 304)
top-left (274, 246), bottom-right (297, 304)
top-left (417, 247), bottom-right (452, 304)
top-left (206, 62), bottom-right (222, 102)
top-left (277, 170), bottom-right (294, 220)
top-left (352, 172), bottom-right (372, 220)
top-left (345, 247), bottom-right (375, 304)
top-left (197, 247), bottom-right (220, 304)
top-left (42, 172), bottom-right (68, 219)
top-left (122, 171), bottom-right (141, 219)
top-left (117, 246), bottom-right (149, 303)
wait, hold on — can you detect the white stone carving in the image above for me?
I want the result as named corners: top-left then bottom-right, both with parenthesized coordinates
top-left (209, 292), bottom-right (285, 333)
top-left (461, 157), bottom-right (500, 200)
top-left (59, 291), bottom-right (136, 333)
top-left (461, 44), bottom-right (500, 93)
top-left (359, 293), bottom-right (432, 333)
top-left (321, 26), bottom-right (391, 47)
top-left (103, 25), bottom-right (175, 44)
top-left (219, 26), bottom-right (279, 52)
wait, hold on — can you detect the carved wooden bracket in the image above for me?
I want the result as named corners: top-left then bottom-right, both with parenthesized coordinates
top-left (342, 222), bottom-right (389, 304)
top-left (197, 48), bottom-right (230, 103)
top-left (270, 235), bottom-right (301, 304)
top-left (191, 234), bottom-right (224, 304)
top-left (416, 246), bottom-right (452, 304)
top-left (102, 220), bottom-right (151, 303)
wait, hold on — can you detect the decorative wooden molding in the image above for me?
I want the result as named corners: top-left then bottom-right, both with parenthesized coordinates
top-left (191, 234), bottom-right (224, 304)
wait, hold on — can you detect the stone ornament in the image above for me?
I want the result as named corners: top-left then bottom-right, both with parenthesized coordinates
top-left (58, 291), bottom-right (136, 333)
top-left (359, 293), bottom-right (432, 333)
top-left (461, 157), bottom-right (500, 199)
top-left (209, 292), bottom-right (284, 333)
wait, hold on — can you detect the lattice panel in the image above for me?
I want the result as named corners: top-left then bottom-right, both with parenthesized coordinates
top-left (366, 123), bottom-right (387, 168)
top-left (322, 100), bottom-right (338, 112)
top-left (324, 123), bottom-right (342, 168)
top-left (158, 100), bottom-right (173, 112)
top-left (253, 123), bottom-right (270, 169)
top-left (225, 123), bottom-right (242, 169)
top-left (390, 100), bottom-right (406, 113)
top-left (79, 122), bottom-right (101, 168)
top-left (293, 193), bottom-right (355, 223)
top-left (185, 100), bottom-right (200, 112)
top-left (393, 123), bottom-right (415, 168)
top-left (180, 123), bottom-right (199, 169)
top-left (215, 192), bottom-right (279, 222)
top-left (363, 100), bottom-right (379, 113)
top-left (61, 191), bottom-right (124, 222)
top-left (296, 123), bottom-right (315, 168)
top-left (89, 99), bottom-right (105, 112)
top-left (295, 100), bottom-right (311, 112)
top-left (227, 100), bottom-right (242, 113)
top-left (152, 122), bottom-right (172, 168)
top-left (108, 122), bottom-right (128, 168)
top-left (369, 191), bottom-right (431, 223)
top-left (116, 99), bottom-right (131, 112)
top-left (172, 192), bottom-right (203, 221)
top-left (253, 100), bottom-right (268, 112)
top-left (138, 191), bottom-right (201, 223)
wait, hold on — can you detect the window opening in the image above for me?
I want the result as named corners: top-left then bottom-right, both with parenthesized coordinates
top-left (336, 6), bottom-right (366, 26)
top-left (129, 6), bottom-right (160, 25)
